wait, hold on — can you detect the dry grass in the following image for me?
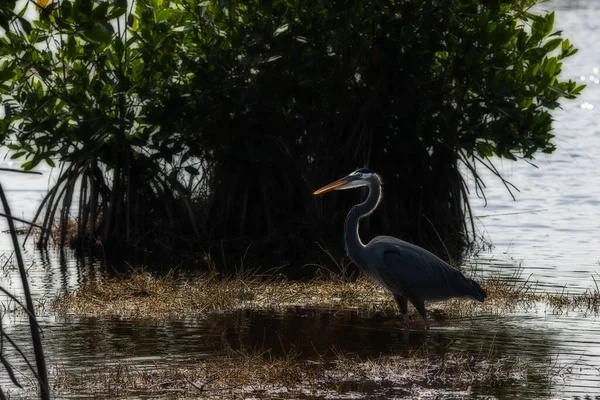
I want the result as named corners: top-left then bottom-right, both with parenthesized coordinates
top-left (50, 339), bottom-right (544, 399)
top-left (51, 266), bottom-right (600, 319)
top-left (52, 267), bottom-right (394, 318)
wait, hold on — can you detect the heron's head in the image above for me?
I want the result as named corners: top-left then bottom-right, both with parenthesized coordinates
top-left (313, 168), bottom-right (378, 195)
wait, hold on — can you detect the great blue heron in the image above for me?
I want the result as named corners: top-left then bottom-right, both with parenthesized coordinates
top-left (314, 168), bottom-right (486, 330)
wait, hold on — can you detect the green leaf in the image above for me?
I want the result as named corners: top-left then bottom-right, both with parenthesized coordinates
top-left (92, 1), bottom-right (110, 20)
top-left (22, 158), bottom-right (40, 171)
top-left (114, 37), bottom-right (124, 59)
top-left (544, 58), bottom-right (558, 78)
top-left (0, 14), bottom-right (9, 33)
top-left (0, 68), bottom-right (14, 82)
top-left (107, 6), bottom-right (127, 20)
top-left (82, 22), bottom-right (114, 44)
top-left (573, 84), bottom-right (586, 94)
top-left (548, 86), bottom-right (574, 99)
top-left (61, 0), bottom-right (72, 19)
top-left (476, 141), bottom-right (494, 157)
top-left (542, 38), bottom-right (562, 52)
top-left (127, 13), bottom-right (136, 28)
top-left (67, 34), bottom-right (76, 58)
top-left (524, 48), bottom-right (546, 61)
top-left (156, 9), bottom-right (172, 23)
top-left (19, 18), bottom-right (32, 35)
top-left (545, 12), bottom-right (555, 35)
top-left (503, 150), bottom-right (517, 161)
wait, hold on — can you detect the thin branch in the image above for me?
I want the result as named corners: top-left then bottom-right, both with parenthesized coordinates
top-left (0, 329), bottom-right (40, 384)
top-left (457, 150), bottom-right (487, 206)
top-left (0, 167), bottom-right (42, 175)
top-left (476, 209), bottom-right (547, 218)
top-left (472, 154), bottom-right (520, 200)
top-left (0, 353), bottom-right (23, 389)
top-left (0, 214), bottom-right (48, 231)
top-left (0, 182), bottom-right (50, 399)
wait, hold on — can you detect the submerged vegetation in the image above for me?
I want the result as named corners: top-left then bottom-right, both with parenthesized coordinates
top-left (51, 341), bottom-right (552, 399)
top-left (0, 0), bottom-right (585, 266)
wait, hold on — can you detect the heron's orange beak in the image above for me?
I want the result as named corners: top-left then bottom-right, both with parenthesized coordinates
top-left (313, 177), bottom-right (353, 195)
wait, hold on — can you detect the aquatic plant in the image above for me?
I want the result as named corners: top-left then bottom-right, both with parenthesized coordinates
top-left (50, 337), bottom-right (555, 399)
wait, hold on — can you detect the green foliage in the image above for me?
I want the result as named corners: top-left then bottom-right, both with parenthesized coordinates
top-left (0, 1), bottom-right (30, 35)
top-left (453, 7), bottom-right (584, 161)
top-left (0, 0), bottom-right (584, 260)
top-left (0, 0), bottom-right (203, 249)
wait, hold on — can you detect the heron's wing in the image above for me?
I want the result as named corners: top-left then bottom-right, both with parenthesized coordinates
top-left (368, 237), bottom-right (472, 301)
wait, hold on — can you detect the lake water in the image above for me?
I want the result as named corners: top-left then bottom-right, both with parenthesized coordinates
top-left (2, 0), bottom-right (600, 398)
top-left (466, 0), bottom-right (600, 295)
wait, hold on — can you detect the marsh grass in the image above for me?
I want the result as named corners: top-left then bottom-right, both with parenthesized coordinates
top-left (545, 274), bottom-right (600, 315)
top-left (51, 338), bottom-right (544, 399)
top-left (52, 266), bottom-right (393, 319)
top-left (51, 265), bottom-right (600, 320)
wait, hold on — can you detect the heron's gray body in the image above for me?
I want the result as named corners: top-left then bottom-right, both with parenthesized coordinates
top-left (321, 168), bottom-right (486, 330)
top-left (365, 236), bottom-right (486, 303)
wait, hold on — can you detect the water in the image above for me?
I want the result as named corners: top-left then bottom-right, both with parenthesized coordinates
top-left (467, 0), bottom-right (600, 294)
top-left (2, 0), bottom-right (600, 398)
top-left (0, 308), bottom-right (576, 399)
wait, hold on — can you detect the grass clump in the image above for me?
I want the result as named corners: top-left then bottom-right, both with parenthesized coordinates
top-left (52, 267), bottom-right (393, 319)
top-left (51, 341), bottom-right (546, 399)
top-left (52, 267), bottom-right (600, 319)
top-left (546, 278), bottom-right (600, 316)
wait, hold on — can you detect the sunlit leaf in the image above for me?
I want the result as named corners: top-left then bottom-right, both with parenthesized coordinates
top-left (273, 23), bottom-right (289, 37)
top-left (265, 55), bottom-right (282, 63)
top-left (542, 38), bottom-right (562, 52)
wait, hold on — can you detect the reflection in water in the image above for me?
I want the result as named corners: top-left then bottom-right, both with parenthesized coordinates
top-left (3, 309), bottom-right (567, 399)
top-left (5, 301), bottom-right (600, 398)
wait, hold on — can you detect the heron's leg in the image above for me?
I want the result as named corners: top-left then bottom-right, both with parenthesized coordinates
top-left (393, 294), bottom-right (410, 330)
top-left (409, 298), bottom-right (429, 331)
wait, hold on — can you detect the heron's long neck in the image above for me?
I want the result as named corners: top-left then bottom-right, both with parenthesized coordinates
top-left (344, 181), bottom-right (381, 266)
